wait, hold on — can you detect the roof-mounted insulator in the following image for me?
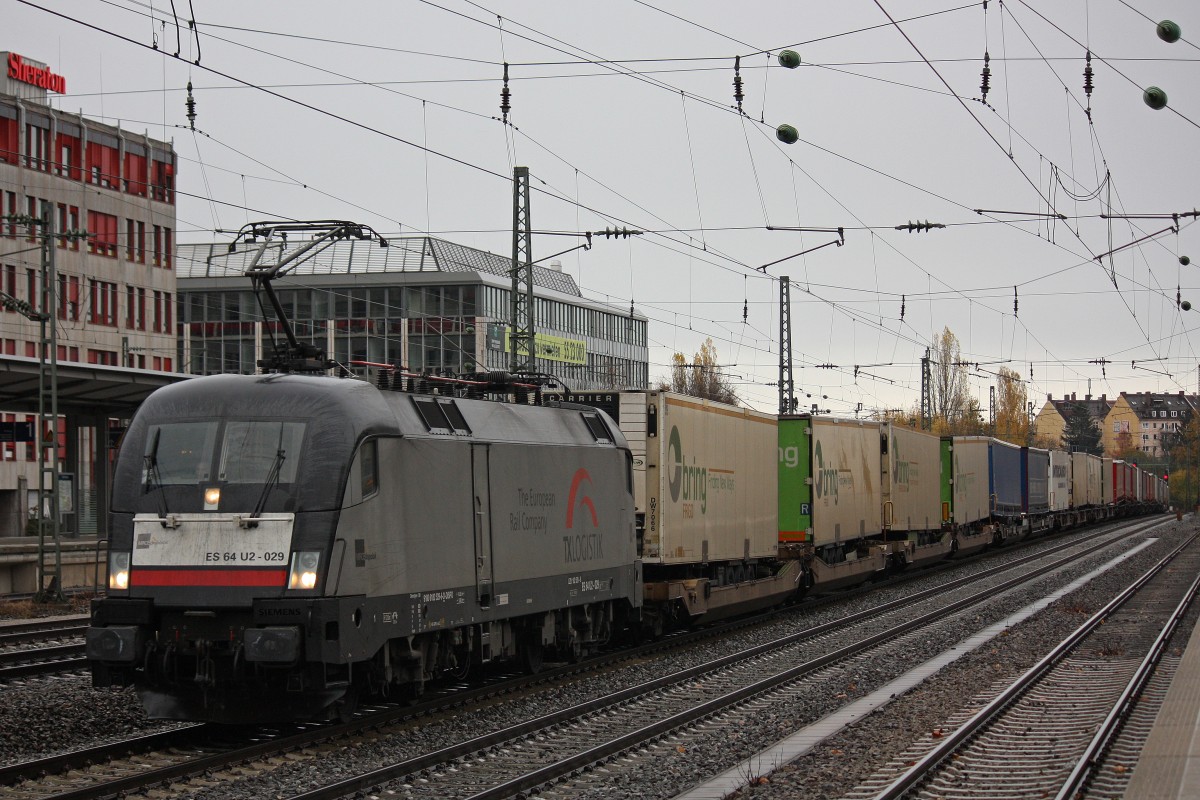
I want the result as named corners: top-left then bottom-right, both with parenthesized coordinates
top-left (185, 81), bottom-right (197, 131)
top-left (733, 55), bottom-right (745, 115)
top-left (980, 51), bottom-right (991, 104)
top-left (1083, 51), bottom-right (1094, 121)
top-left (500, 62), bottom-right (511, 124)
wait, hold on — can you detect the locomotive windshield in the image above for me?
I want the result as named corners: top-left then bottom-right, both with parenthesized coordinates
top-left (218, 421), bottom-right (305, 484)
top-left (143, 420), bottom-right (306, 486)
top-left (144, 421), bottom-right (218, 485)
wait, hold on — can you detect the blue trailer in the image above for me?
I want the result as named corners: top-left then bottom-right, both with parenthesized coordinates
top-left (989, 440), bottom-right (1023, 518)
top-left (1022, 447), bottom-right (1050, 516)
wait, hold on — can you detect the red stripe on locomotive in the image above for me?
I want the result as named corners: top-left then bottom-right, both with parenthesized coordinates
top-left (132, 568), bottom-right (287, 587)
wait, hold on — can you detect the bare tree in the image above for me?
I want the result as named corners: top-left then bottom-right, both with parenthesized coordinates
top-left (659, 338), bottom-right (740, 405)
top-left (931, 327), bottom-right (971, 426)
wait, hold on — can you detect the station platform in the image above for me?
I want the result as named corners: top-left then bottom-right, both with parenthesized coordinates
top-left (1125, 610), bottom-right (1200, 798)
top-left (0, 535), bottom-right (105, 595)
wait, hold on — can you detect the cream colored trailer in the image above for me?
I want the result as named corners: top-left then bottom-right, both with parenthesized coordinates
top-left (884, 425), bottom-right (942, 533)
top-left (631, 392), bottom-right (778, 566)
top-left (1070, 452), bottom-right (1103, 508)
top-left (1049, 450), bottom-right (1072, 512)
top-left (943, 436), bottom-right (992, 526)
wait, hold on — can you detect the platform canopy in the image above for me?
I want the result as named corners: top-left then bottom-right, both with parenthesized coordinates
top-left (0, 356), bottom-right (188, 415)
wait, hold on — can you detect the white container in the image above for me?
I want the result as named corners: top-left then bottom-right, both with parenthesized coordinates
top-left (629, 392), bottom-right (777, 565)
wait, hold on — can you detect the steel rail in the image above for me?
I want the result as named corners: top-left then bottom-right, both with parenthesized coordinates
top-left (2, 518), bottom-right (1156, 799)
top-left (1053, 561), bottom-right (1200, 800)
top-left (868, 531), bottom-right (1200, 800)
top-left (279, 519), bottom-right (1157, 800)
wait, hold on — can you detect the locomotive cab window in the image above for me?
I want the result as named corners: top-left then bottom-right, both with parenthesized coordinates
top-left (360, 439), bottom-right (378, 498)
top-left (219, 421), bottom-right (306, 484)
top-left (143, 421), bottom-right (218, 485)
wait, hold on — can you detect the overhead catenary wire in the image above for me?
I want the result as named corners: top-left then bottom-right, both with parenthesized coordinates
top-left (21, 1), bottom-right (1190, 407)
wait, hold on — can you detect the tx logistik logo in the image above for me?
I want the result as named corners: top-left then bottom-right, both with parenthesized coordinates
top-left (566, 468), bottom-right (599, 529)
top-left (814, 440), bottom-right (840, 504)
top-left (667, 426), bottom-right (708, 513)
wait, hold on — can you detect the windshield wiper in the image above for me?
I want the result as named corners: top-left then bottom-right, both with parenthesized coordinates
top-left (143, 428), bottom-right (170, 519)
top-left (251, 423), bottom-right (289, 520)
top-left (250, 447), bottom-right (286, 519)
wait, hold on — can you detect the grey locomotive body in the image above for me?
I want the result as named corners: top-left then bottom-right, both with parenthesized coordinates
top-left (88, 373), bottom-right (640, 722)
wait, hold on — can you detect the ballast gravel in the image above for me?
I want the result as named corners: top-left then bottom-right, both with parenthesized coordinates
top-left (0, 517), bottom-right (1189, 800)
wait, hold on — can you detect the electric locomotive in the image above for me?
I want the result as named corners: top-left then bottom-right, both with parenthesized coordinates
top-left (87, 373), bottom-right (640, 722)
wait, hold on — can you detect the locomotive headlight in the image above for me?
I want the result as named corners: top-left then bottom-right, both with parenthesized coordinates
top-left (203, 487), bottom-right (221, 509)
top-left (288, 551), bottom-right (321, 590)
top-left (108, 551), bottom-right (131, 591)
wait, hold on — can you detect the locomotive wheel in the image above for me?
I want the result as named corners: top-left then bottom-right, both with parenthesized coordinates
top-left (520, 636), bottom-right (544, 674)
top-left (335, 687), bottom-right (360, 723)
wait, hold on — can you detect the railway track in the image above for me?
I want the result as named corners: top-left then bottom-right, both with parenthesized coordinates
top-left (0, 615), bottom-right (89, 646)
top-left (0, 518), bottom-right (1160, 800)
top-left (0, 615), bottom-right (90, 679)
top-left (844, 531), bottom-right (1200, 800)
top-left (0, 642), bottom-right (86, 679)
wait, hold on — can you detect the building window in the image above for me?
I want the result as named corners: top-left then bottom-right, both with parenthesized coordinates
top-left (0, 117), bottom-right (17, 166)
top-left (67, 207), bottom-right (80, 250)
top-left (86, 211), bottom-right (119, 257)
top-left (3, 192), bottom-right (16, 237)
top-left (86, 140), bottom-right (120, 188)
top-left (124, 151), bottom-right (147, 196)
top-left (25, 196), bottom-right (37, 241)
top-left (56, 274), bottom-right (79, 321)
top-left (153, 291), bottom-right (172, 332)
top-left (87, 349), bottom-right (117, 366)
top-left (24, 123), bottom-right (50, 171)
top-left (89, 280), bottom-right (118, 326)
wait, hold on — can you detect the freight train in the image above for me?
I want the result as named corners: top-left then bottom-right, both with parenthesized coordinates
top-left (86, 376), bottom-right (1168, 723)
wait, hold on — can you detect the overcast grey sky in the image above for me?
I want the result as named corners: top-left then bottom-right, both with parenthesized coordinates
top-left (8, 0), bottom-right (1199, 413)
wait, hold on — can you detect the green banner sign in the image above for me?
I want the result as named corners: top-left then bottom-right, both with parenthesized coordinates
top-left (503, 330), bottom-right (587, 365)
